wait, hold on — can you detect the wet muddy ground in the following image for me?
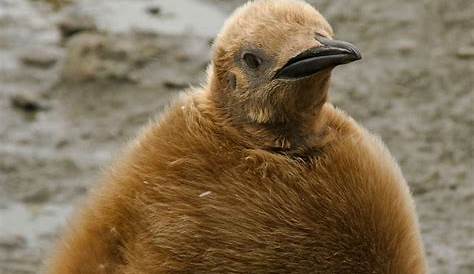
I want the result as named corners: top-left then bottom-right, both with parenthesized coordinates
top-left (0, 0), bottom-right (472, 273)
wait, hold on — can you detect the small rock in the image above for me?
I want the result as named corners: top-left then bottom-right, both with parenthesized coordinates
top-left (61, 32), bottom-right (106, 81)
top-left (56, 139), bottom-right (70, 149)
top-left (19, 48), bottom-right (59, 68)
top-left (22, 188), bottom-right (51, 204)
top-left (146, 6), bottom-right (161, 16)
top-left (175, 52), bottom-right (190, 62)
top-left (0, 235), bottom-right (27, 249)
top-left (41, 0), bottom-right (73, 10)
top-left (10, 93), bottom-right (48, 112)
top-left (58, 11), bottom-right (97, 40)
top-left (74, 185), bottom-right (88, 195)
top-left (163, 80), bottom-right (189, 90)
top-left (394, 39), bottom-right (417, 55)
top-left (448, 184), bottom-right (458, 191)
top-left (412, 186), bottom-right (429, 196)
top-left (456, 47), bottom-right (474, 59)
top-left (62, 32), bottom-right (160, 82)
top-left (80, 132), bottom-right (92, 140)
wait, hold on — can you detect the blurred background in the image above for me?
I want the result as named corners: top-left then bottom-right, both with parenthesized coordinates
top-left (0, 0), bottom-right (472, 273)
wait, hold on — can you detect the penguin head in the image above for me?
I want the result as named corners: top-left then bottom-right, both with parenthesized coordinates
top-left (210, 0), bottom-right (361, 125)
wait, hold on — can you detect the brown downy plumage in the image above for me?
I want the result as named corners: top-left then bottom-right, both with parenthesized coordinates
top-left (47, 0), bottom-right (427, 273)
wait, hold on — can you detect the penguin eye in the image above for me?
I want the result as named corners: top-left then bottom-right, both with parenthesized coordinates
top-left (242, 52), bottom-right (262, 70)
top-left (315, 32), bottom-right (328, 38)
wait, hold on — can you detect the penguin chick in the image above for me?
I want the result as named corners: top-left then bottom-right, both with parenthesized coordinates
top-left (47, 0), bottom-right (427, 273)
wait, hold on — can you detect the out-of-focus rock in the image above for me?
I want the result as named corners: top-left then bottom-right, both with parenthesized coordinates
top-left (19, 47), bottom-right (60, 68)
top-left (57, 11), bottom-right (97, 40)
top-left (61, 32), bottom-right (161, 82)
top-left (455, 46), bottom-right (474, 59)
top-left (0, 235), bottom-right (26, 250)
top-left (146, 5), bottom-right (162, 16)
top-left (393, 39), bottom-right (417, 55)
top-left (163, 80), bottom-right (189, 90)
top-left (45, 0), bottom-right (74, 10)
top-left (10, 93), bottom-right (48, 113)
top-left (21, 188), bottom-right (51, 204)
top-left (174, 52), bottom-right (190, 62)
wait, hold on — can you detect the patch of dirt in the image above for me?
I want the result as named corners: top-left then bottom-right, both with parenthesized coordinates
top-left (0, 0), bottom-right (472, 273)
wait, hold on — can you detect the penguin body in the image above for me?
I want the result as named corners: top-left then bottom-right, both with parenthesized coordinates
top-left (48, 1), bottom-right (427, 273)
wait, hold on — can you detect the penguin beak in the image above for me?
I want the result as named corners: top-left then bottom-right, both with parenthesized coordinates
top-left (275, 36), bottom-right (361, 80)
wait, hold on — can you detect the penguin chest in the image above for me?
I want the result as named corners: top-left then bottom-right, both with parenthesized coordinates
top-left (142, 149), bottom-right (334, 272)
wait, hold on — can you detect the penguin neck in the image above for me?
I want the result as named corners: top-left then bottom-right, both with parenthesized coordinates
top-left (243, 95), bottom-right (331, 153)
top-left (208, 78), bottom-right (332, 153)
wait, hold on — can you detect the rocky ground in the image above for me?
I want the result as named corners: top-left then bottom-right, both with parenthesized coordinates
top-left (0, 0), bottom-right (472, 273)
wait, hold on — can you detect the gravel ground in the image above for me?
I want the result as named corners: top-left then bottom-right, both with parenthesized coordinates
top-left (0, 0), bottom-right (472, 273)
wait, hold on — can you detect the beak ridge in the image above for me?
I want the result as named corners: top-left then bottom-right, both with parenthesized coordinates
top-left (275, 36), bottom-right (361, 80)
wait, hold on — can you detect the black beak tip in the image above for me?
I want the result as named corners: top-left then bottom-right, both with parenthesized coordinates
top-left (275, 39), bottom-right (362, 80)
top-left (350, 46), bottom-right (362, 61)
top-left (319, 36), bottom-right (362, 61)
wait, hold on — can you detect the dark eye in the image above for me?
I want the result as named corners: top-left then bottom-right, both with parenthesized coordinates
top-left (315, 32), bottom-right (328, 38)
top-left (242, 53), bottom-right (262, 69)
